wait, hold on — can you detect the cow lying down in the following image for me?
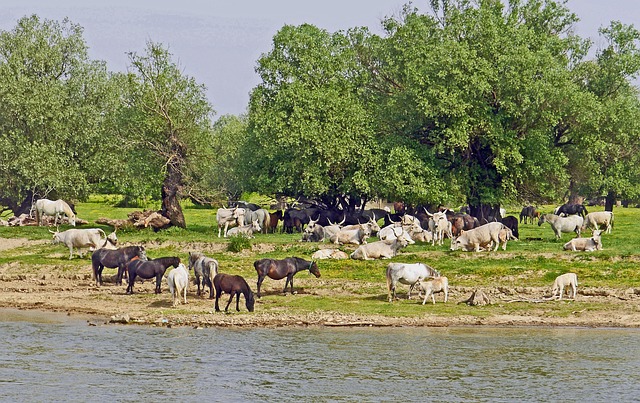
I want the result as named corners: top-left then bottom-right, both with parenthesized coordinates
top-left (311, 248), bottom-right (349, 260)
top-left (563, 230), bottom-right (602, 251)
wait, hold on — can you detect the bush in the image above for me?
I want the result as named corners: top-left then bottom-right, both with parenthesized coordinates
top-left (227, 234), bottom-right (251, 252)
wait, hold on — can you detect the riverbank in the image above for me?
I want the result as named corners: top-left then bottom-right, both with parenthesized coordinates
top-left (1, 236), bottom-right (639, 328)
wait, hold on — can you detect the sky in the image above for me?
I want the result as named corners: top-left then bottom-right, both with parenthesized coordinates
top-left (2, 1), bottom-right (639, 117)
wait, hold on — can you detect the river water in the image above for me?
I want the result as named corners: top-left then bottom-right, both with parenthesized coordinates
top-left (1, 309), bottom-right (639, 402)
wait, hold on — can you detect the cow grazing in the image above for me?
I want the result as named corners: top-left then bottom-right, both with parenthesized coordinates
top-left (450, 222), bottom-right (506, 252)
top-left (581, 211), bottom-right (614, 234)
top-left (226, 219), bottom-right (261, 238)
top-left (416, 277), bottom-right (449, 305)
top-left (50, 228), bottom-right (117, 259)
top-left (166, 263), bottom-right (189, 307)
top-left (350, 237), bottom-right (409, 260)
top-left (330, 223), bottom-right (371, 245)
top-left (538, 214), bottom-right (583, 238)
top-left (551, 273), bottom-right (578, 300)
top-left (563, 230), bottom-right (603, 251)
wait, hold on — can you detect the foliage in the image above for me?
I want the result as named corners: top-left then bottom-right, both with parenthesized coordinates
top-left (227, 234), bottom-right (252, 253)
top-left (0, 15), bottom-right (120, 214)
top-left (116, 42), bottom-right (215, 227)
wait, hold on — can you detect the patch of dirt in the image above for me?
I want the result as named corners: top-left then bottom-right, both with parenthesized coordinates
top-left (1, 237), bottom-right (640, 328)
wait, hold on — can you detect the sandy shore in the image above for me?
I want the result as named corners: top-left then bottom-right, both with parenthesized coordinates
top-left (2, 237), bottom-right (640, 328)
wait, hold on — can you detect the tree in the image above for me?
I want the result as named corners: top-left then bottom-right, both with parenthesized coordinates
top-left (566, 22), bottom-right (640, 210)
top-left (246, 24), bottom-right (449, 208)
top-left (355, 0), bottom-right (594, 215)
top-left (0, 15), bottom-right (118, 216)
top-left (119, 42), bottom-right (214, 228)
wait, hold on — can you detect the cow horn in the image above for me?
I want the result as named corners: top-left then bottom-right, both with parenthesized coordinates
top-left (49, 229), bottom-right (56, 234)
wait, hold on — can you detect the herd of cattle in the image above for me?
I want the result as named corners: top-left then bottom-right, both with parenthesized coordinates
top-left (37, 201), bottom-right (613, 311)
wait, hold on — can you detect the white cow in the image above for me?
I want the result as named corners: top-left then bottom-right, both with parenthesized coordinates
top-left (350, 237), bottom-right (409, 260)
top-left (551, 273), bottom-right (578, 300)
top-left (581, 211), bottom-right (614, 234)
top-left (331, 223), bottom-right (371, 245)
top-left (450, 222), bottom-right (506, 252)
top-left (563, 230), bottom-right (602, 251)
top-left (311, 248), bottom-right (349, 260)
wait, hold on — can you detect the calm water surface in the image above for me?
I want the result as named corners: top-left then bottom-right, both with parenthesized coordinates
top-left (1, 309), bottom-right (639, 402)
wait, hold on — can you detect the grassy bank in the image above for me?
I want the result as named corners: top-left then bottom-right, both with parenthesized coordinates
top-left (1, 200), bottom-right (639, 326)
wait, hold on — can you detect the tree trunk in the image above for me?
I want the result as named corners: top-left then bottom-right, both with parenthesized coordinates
top-left (604, 190), bottom-right (616, 212)
top-left (160, 168), bottom-right (186, 229)
top-left (2, 190), bottom-right (35, 217)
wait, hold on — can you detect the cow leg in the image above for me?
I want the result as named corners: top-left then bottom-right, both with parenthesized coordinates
top-left (68, 246), bottom-right (73, 260)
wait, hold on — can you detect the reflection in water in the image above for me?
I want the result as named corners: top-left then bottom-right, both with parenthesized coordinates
top-left (1, 310), bottom-right (639, 402)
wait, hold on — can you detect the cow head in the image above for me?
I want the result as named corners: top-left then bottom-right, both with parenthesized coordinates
top-left (49, 228), bottom-right (62, 244)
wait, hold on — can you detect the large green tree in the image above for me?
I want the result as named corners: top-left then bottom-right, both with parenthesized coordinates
top-left (117, 42), bottom-right (214, 228)
top-left (0, 15), bottom-right (118, 215)
top-left (246, 23), bottom-right (449, 209)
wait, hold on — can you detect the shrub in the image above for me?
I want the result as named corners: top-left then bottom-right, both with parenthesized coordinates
top-left (227, 234), bottom-right (251, 252)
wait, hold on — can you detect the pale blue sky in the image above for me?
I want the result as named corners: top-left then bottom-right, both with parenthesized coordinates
top-left (2, 1), bottom-right (638, 117)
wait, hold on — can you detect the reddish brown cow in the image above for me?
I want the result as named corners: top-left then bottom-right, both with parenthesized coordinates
top-left (449, 213), bottom-right (479, 237)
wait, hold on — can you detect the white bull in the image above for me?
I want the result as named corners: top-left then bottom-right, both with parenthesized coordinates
top-left (581, 211), bottom-right (614, 234)
top-left (331, 223), bottom-right (371, 245)
top-left (350, 237), bottom-right (409, 260)
top-left (450, 221), bottom-right (506, 252)
top-left (50, 228), bottom-right (117, 259)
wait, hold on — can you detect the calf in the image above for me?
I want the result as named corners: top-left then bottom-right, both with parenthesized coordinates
top-left (551, 273), bottom-right (578, 300)
top-left (416, 277), bottom-right (449, 305)
top-left (563, 230), bottom-right (602, 251)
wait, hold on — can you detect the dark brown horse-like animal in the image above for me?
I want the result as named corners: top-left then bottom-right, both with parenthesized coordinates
top-left (91, 245), bottom-right (147, 286)
top-left (213, 273), bottom-right (255, 312)
top-left (125, 256), bottom-right (180, 294)
top-left (253, 257), bottom-right (321, 298)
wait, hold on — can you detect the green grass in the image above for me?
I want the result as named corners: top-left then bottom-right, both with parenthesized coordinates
top-left (1, 200), bottom-right (639, 319)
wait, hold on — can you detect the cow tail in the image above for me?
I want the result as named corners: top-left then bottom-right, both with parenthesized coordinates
top-left (611, 212), bottom-right (614, 228)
